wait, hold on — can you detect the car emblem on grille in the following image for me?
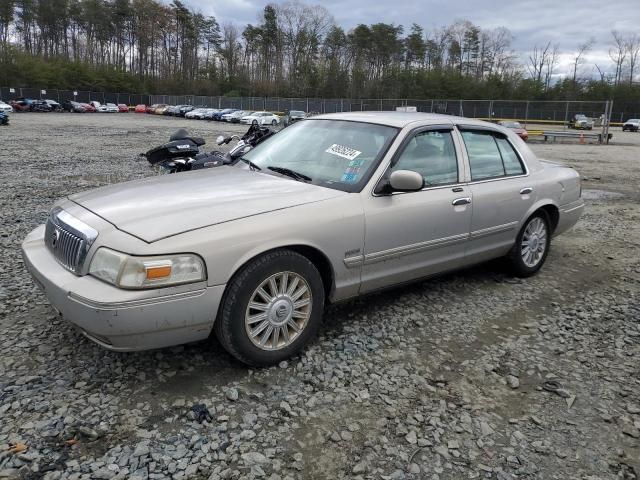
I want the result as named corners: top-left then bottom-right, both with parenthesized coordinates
top-left (51, 229), bottom-right (60, 248)
top-left (276, 305), bottom-right (288, 319)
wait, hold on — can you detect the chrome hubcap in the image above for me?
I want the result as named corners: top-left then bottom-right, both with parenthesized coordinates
top-left (521, 217), bottom-right (547, 267)
top-left (245, 272), bottom-right (312, 350)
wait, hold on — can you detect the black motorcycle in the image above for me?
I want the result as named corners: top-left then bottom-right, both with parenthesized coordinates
top-left (144, 124), bottom-right (275, 174)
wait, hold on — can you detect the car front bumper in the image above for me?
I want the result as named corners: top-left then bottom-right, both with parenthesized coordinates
top-left (22, 225), bottom-right (225, 352)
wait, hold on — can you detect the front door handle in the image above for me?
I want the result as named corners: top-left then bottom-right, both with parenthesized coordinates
top-left (520, 187), bottom-right (534, 195)
top-left (452, 197), bottom-right (472, 206)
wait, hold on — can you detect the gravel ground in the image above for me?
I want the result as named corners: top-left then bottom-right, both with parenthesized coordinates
top-left (0, 113), bottom-right (639, 480)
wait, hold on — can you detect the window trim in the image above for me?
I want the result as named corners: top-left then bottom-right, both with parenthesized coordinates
top-left (457, 126), bottom-right (529, 183)
top-left (372, 124), bottom-right (462, 196)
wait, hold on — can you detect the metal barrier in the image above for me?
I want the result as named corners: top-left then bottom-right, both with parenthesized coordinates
top-left (2, 86), bottom-right (634, 140)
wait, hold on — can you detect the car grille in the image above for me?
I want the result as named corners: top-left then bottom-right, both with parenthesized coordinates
top-left (44, 208), bottom-right (98, 274)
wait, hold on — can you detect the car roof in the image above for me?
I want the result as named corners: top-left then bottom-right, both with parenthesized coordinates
top-left (313, 111), bottom-right (495, 129)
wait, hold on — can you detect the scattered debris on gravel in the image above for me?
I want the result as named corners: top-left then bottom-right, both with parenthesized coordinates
top-left (1, 114), bottom-right (639, 479)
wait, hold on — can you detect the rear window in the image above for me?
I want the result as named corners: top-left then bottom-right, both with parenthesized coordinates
top-left (461, 130), bottom-right (525, 180)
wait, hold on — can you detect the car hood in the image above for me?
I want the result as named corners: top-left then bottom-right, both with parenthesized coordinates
top-left (69, 167), bottom-right (346, 242)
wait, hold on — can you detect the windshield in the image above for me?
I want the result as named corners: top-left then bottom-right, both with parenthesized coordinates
top-left (240, 119), bottom-right (398, 192)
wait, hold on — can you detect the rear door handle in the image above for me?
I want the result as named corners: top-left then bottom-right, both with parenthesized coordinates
top-left (520, 187), bottom-right (534, 195)
top-left (452, 197), bottom-right (471, 206)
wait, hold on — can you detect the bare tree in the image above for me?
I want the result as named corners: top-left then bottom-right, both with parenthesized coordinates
top-left (626, 34), bottom-right (640, 85)
top-left (543, 44), bottom-right (559, 90)
top-left (218, 23), bottom-right (242, 81)
top-left (527, 42), bottom-right (552, 84)
top-left (610, 30), bottom-right (627, 85)
top-left (571, 39), bottom-right (594, 84)
top-left (594, 64), bottom-right (607, 82)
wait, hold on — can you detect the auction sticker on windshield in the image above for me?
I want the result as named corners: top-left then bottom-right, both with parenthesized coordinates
top-left (325, 144), bottom-right (362, 161)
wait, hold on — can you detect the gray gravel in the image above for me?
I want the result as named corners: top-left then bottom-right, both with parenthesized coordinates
top-left (1, 113), bottom-right (639, 479)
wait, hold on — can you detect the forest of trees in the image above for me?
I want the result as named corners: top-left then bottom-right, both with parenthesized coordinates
top-left (1, 0), bottom-right (639, 104)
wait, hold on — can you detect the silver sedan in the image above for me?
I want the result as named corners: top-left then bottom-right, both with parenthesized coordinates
top-left (22, 112), bottom-right (584, 365)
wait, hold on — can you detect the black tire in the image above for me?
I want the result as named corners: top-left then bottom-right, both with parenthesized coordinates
top-left (506, 212), bottom-right (551, 277)
top-left (271, 119), bottom-right (277, 126)
top-left (214, 250), bottom-right (325, 366)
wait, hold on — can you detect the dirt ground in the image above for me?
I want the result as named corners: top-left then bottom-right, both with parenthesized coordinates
top-left (0, 112), bottom-right (638, 480)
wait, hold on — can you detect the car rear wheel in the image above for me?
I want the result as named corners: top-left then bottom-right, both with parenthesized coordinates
top-left (214, 250), bottom-right (325, 366)
top-left (506, 213), bottom-right (551, 277)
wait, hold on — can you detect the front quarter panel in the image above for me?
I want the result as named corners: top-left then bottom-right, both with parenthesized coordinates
top-left (148, 194), bottom-right (366, 302)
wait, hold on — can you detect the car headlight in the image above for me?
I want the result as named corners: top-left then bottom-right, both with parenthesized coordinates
top-left (89, 248), bottom-right (206, 289)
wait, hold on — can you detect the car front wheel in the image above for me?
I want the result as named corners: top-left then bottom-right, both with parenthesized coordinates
top-left (214, 250), bottom-right (325, 366)
top-left (506, 213), bottom-right (551, 277)
top-left (271, 119), bottom-right (277, 126)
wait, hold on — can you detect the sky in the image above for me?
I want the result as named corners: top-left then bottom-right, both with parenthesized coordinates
top-left (176, 0), bottom-right (640, 78)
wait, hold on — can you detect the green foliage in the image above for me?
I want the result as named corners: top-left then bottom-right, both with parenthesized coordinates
top-left (1, 0), bottom-right (639, 107)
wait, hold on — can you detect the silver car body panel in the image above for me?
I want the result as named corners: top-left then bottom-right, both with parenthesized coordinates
top-left (22, 112), bottom-right (584, 351)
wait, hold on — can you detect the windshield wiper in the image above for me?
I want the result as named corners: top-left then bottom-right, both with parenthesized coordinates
top-left (239, 157), bottom-right (261, 171)
top-left (267, 166), bottom-right (312, 182)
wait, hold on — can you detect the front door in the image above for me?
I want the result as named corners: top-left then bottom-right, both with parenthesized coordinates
top-left (360, 127), bottom-right (472, 293)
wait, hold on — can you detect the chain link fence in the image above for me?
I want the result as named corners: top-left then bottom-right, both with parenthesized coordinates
top-left (2, 86), bottom-right (637, 127)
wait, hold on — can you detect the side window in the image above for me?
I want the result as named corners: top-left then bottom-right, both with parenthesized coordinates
top-left (460, 131), bottom-right (505, 180)
top-left (495, 137), bottom-right (525, 175)
top-left (391, 130), bottom-right (458, 187)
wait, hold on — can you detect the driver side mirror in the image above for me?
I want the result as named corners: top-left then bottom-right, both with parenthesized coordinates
top-left (388, 170), bottom-right (424, 192)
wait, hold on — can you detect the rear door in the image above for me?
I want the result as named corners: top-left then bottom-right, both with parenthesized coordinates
top-left (457, 127), bottom-right (536, 262)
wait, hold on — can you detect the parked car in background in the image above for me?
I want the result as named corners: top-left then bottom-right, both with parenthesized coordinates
top-left (204, 109), bottom-right (222, 121)
top-left (0, 100), bottom-right (13, 113)
top-left (186, 108), bottom-right (216, 119)
top-left (498, 120), bottom-right (529, 141)
top-left (165, 105), bottom-right (182, 116)
top-left (622, 119), bottom-right (640, 132)
top-left (104, 103), bottom-right (119, 113)
top-left (21, 112), bottom-right (584, 365)
top-left (135, 104), bottom-right (147, 113)
top-left (118, 104), bottom-right (129, 113)
top-left (222, 110), bottom-right (249, 123)
top-left (9, 98), bottom-right (34, 112)
top-left (178, 105), bottom-right (196, 117)
top-left (44, 99), bottom-right (63, 112)
top-left (241, 111), bottom-right (280, 126)
top-left (211, 108), bottom-right (237, 121)
top-left (81, 103), bottom-right (96, 113)
top-left (155, 105), bottom-right (170, 115)
top-left (283, 110), bottom-right (306, 127)
top-left (146, 104), bottom-right (164, 114)
top-left (62, 100), bottom-right (86, 113)
top-left (568, 114), bottom-right (593, 130)
top-left (30, 100), bottom-right (53, 112)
